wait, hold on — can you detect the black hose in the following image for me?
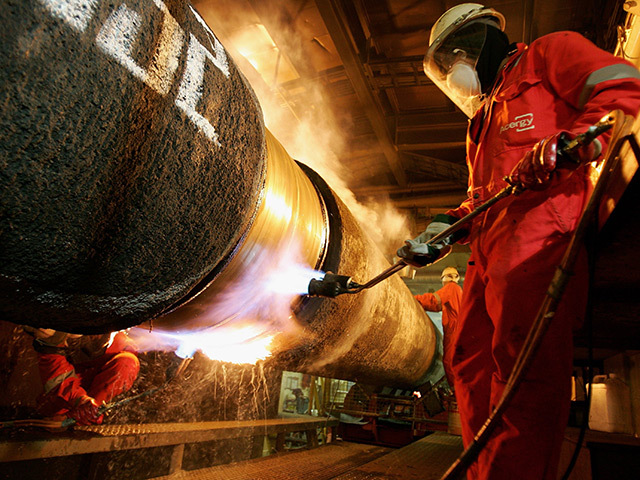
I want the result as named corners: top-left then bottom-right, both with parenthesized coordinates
top-left (560, 218), bottom-right (597, 480)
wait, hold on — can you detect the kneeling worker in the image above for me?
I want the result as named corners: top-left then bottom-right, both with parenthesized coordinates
top-left (24, 327), bottom-right (139, 425)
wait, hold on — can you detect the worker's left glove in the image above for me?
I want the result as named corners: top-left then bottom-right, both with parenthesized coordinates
top-left (68, 396), bottom-right (104, 425)
top-left (508, 131), bottom-right (600, 190)
top-left (397, 242), bottom-right (452, 268)
top-left (397, 214), bottom-right (457, 268)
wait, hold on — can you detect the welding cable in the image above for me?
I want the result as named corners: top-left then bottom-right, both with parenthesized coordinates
top-left (554, 114), bottom-right (640, 480)
top-left (559, 292), bottom-right (594, 480)
top-left (558, 148), bottom-right (601, 480)
top-left (550, 192), bottom-right (598, 480)
top-left (0, 357), bottom-right (193, 430)
top-left (439, 110), bottom-right (637, 480)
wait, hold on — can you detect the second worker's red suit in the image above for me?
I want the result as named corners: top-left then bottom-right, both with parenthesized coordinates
top-left (415, 281), bottom-right (462, 387)
top-left (446, 32), bottom-right (640, 480)
top-left (28, 329), bottom-right (140, 424)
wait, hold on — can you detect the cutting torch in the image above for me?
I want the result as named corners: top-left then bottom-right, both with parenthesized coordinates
top-left (307, 115), bottom-right (615, 298)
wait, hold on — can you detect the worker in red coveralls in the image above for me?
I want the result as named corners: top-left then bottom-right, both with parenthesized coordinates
top-left (414, 266), bottom-right (462, 388)
top-left (397, 3), bottom-right (640, 479)
top-left (23, 327), bottom-right (139, 425)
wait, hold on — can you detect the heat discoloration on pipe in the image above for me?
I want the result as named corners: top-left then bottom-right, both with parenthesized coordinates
top-left (270, 166), bottom-right (437, 387)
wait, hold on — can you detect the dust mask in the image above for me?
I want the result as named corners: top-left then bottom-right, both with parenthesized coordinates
top-left (446, 61), bottom-right (482, 98)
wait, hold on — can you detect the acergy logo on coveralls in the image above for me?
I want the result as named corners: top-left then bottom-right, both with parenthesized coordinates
top-left (500, 113), bottom-right (535, 133)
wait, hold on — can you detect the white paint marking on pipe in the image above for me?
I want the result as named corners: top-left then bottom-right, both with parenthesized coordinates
top-left (188, 5), bottom-right (229, 78)
top-left (96, 4), bottom-right (148, 86)
top-left (175, 33), bottom-right (222, 147)
top-left (96, 1), bottom-right (184, 96)
top-left (39, 0), bottom-right (229, 147)
top-left (39, 0), bottom-right (99, 32)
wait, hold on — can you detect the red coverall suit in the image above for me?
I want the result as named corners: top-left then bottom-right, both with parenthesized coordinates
top-left (415, 281), bottom-right (462, 387)
top-left (30, 330), bottom-right (139, 424)
top-left (446, 32), bottom-right (640, 480)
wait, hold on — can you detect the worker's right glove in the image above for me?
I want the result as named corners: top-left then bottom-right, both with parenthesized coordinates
top-left (508, 131), bottom-right (600, 190)
top-left (397, 214), bottom-right (457, 268)
top-left (68, 396), bottom-right (104, 425)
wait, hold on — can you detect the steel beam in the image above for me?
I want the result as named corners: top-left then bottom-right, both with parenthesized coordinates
top-left (315, 0), bottom-right (407, 186)
top-left (398, 141), bottom-right (467, 151)
top-left (392, 194), bottom-right (468, 209)
top-left (404, 152), bottom-right (468, 184)
top-left (352, 181), bottom-right (462, 197)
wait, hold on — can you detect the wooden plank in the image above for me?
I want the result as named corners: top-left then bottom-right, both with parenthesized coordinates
top-left (168, 443), bottom-right (184, 474)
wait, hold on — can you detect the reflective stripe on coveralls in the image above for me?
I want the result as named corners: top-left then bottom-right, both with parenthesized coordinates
top-left (37, 332), bottom-right (139, 416)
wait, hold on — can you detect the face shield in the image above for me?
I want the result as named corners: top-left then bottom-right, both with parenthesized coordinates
top-left (424, 22), bottom-right (489, 118)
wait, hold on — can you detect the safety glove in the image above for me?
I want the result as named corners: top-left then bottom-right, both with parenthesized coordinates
top-left (508, 131), bottom-right (600, 190)
top-left (68, 396), bottom-right (104, 425)
top-left (397, 214), bottom-right (459, 268)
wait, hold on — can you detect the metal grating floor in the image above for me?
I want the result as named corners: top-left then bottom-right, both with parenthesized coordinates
top-left (151, 432), bottom-right (463, 480)
top-left (332, 432), bottom-right (463, 480)
top-left (151, 441), bottom-right (391, 480)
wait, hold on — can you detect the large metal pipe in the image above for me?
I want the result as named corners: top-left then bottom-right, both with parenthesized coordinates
top-left (0, 0), bottom-right (439, 387)
top-left (149, 128), bottom-right (438, 387)
top-left (1, 0), bottom-right (266, 332)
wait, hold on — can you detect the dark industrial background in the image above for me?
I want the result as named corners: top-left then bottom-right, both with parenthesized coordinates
top-left (1, 1), bottom-right (640, 479)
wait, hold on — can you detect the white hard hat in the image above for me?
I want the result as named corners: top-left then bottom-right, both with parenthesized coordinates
top-left (424, 4), bottom-right (506, 117)
top-left (441, 266), bottom-right (460, 283)
top-left (428, 4), bottom-right (505, 49)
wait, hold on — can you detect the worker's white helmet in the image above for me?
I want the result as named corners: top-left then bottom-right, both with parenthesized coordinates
top-left (441, 266), bottom-right (460, 284)
top-left (424, 3), bottom-right (505, 118)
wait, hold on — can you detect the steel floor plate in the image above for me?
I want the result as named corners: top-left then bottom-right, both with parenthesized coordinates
top-left (332, 432), bottom-right (463, 480)
top-left (151, 432), bottom-right (462, 480)
top-left (152, 441), bottom-right (392, 480)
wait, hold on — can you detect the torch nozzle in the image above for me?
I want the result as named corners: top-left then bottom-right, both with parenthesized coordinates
top-left (307, 273), bottom-right (360, 298)
top-left (306, 261), bottom-right (407, 298)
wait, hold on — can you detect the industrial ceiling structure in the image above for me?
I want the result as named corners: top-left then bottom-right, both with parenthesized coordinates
top-left (193, 0), bottom-right (625, 236)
